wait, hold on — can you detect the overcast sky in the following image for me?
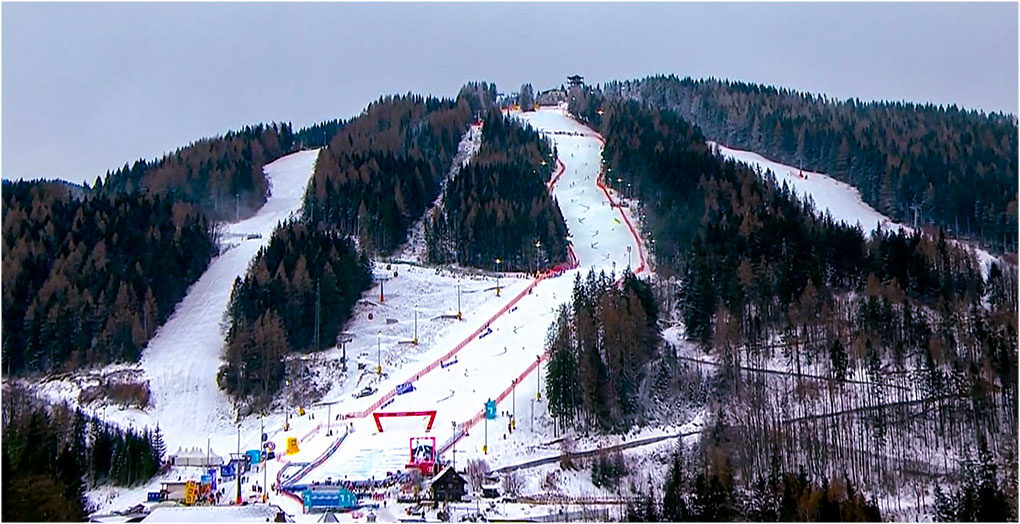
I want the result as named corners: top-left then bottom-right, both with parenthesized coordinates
top-left (3, 2), bottom-right (1017, 184)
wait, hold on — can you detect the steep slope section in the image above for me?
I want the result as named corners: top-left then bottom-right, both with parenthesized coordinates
top-left (143, 150), bottom-right (320, 448)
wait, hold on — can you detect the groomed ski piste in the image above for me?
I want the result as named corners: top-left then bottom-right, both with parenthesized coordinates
top-left (34, 148), bottom-right (325, 445)
top-left (278, 106), bottom-right (650, 515)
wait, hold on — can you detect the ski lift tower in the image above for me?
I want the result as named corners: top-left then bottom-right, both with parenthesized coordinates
top-left (375, 272), bottom-right (391, 303)
top-left (338, 332), bottom-right (354, 371)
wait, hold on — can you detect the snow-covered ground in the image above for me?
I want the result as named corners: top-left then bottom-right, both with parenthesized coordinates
top-left (711, 142), bottom-right (898, 235)
top-left (140, 149), bottom-right (323, 448)
top-left (31, 150), bottom-right (325, 513)
top-left (712, 142), bottom-right (1000, 276)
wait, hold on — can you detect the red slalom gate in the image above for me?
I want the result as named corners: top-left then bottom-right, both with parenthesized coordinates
top-left (373, 410), bottom-right (438, 432)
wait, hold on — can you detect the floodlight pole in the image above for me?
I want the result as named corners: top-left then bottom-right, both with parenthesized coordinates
top-left (536, 356), bottom-right (542, 400)
top-left (535, 240), bottom-right (541, 273)
top-left (261, 413), bottom-right (265, 499)
top-left (512, 379), bottom-right (516, 430)
top-left (267, 428), bottom-right (271, 501)
top-left (451, 421), bottom-right (458, 470)
top-left (495, 259), bottom-right (501, 297)
top-left (377, 331), bottom-right (382, 375)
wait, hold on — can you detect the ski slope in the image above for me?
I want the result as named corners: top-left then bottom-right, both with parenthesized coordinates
top-left (141, 149), bottom-right (322, 449)
top-left (144, 150), bottom-right (323, 452)
top-left (38, 149), bottom-right (322, 457)
top-left (713, 142), bottom-right (999, 274)
top-left (296, 106), bottom-right (647, 486)
top-left (711, 142), bottom-right (900, 234)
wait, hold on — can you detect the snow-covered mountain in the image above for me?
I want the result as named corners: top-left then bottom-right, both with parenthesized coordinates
top-left (19, 104), bottom-right (1009, 523)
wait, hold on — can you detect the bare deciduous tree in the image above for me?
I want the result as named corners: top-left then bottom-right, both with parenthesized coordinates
top-left (502, 470), bottom-right (523, 498)
top-left (465, 458), bottom-right (489, 491)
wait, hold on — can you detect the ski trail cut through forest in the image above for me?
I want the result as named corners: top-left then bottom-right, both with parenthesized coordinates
top-left (398, 123), bottom-right (482, 262)
top-left (138, 149), bottom-right (321, 451)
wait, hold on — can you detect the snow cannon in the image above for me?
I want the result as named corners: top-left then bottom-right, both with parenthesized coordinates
top-left (286, 436), bottom-right (300, 455)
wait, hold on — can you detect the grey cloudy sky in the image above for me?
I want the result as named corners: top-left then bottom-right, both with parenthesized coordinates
top-left (3, 2), bottom-right (1017, 184)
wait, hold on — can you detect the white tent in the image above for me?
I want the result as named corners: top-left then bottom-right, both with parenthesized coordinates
top-left (168, 446), bottom-right (223, 467)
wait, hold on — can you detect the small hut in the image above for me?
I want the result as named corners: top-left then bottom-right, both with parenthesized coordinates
top-left (425, 467), bottom-right (467, 503)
